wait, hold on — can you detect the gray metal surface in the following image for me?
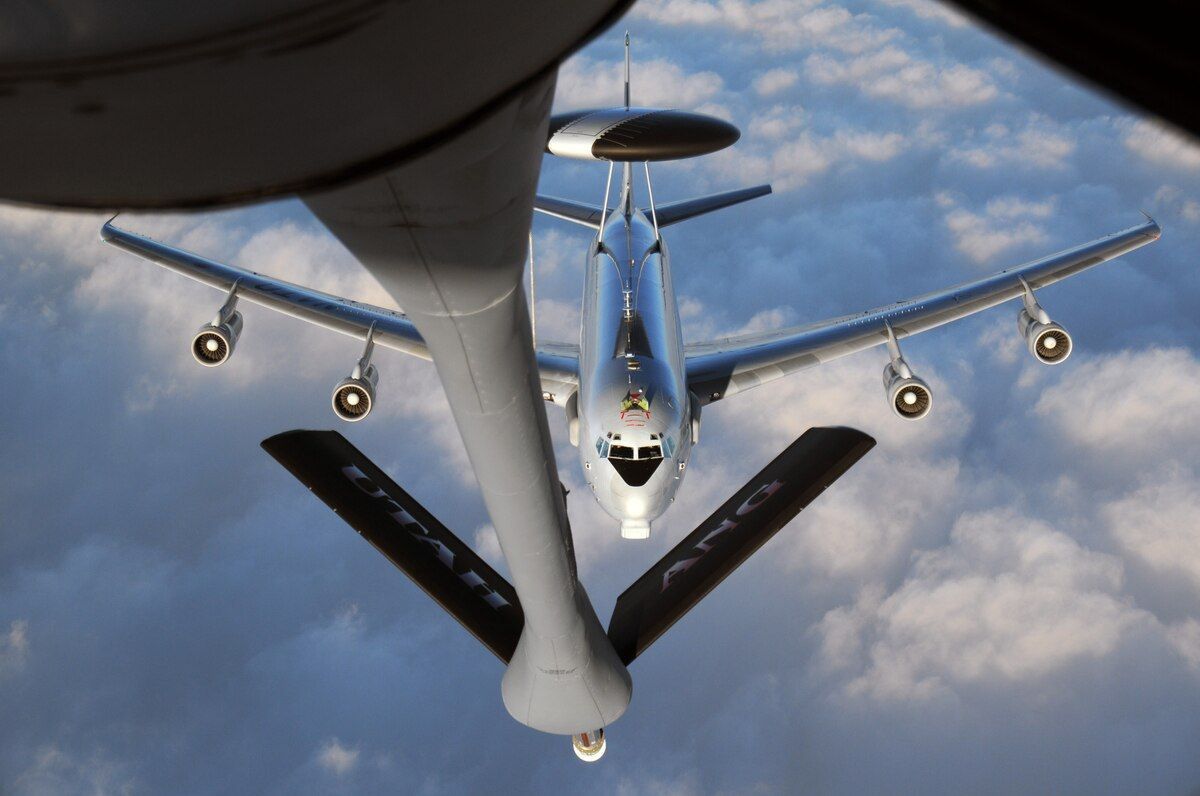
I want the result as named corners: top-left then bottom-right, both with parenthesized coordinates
top-left (0, 0), bottom-right (632, 208)
top-left (302, 74), bottom-right (631, 735)
top-left (685, 219), bottom-right (1162, 403)
top-left (99, 221), bottom-right (581, 399)
top-left (575, 206), bottom-right (692, 532)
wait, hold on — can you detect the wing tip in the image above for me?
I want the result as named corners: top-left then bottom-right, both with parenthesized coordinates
top-left (99, 213), bottom-right (121, 242)
top-left (1140, 209), bottom-right (1162, 239)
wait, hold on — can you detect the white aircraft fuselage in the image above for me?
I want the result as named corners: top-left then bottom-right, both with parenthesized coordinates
top-left (576, 184), bottom-right (692, 538)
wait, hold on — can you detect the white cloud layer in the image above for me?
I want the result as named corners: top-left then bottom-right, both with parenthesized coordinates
top-left (709, 125), bottom-right (908, 191)
top-left (1034, 347), bottom-right (1200, 463)
top-left (879, 0), bottom-right (970, 27)
top-left (1105, 473), bottom-right (1200, 597)
top-left (948, 116), bottom-right (1076, 170)
top-left (752, 67), bottom-right (799, 96)
top-left (0, 619), bottom-right (28, 676)
top-left (555, 55), bottom-right (723, 109)
top-left (938, 192), bottom-right (1054, 263)
top-left (817, 508), bottom-right (1149, 699)
top-left (317, 738), bottom-right (360, 776)
top-left (806, 46), bottom-right (998, 109)
top-left (1124, 118), bottom-right (1200, 170)
top-left (633, 0), bottom-right (899, 54)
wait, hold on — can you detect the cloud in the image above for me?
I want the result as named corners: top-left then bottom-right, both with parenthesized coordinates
top-left (0, 619), bottom-right (29, 676)
top-left (817, 508), bottom-right (1148, 700)
top-left (4, 5), bottom-right (1200, 795)
top-left (708, 126), bottom-right (908, 191)
top-left (1033, 347), bottom-right (1200, 463)
top-left (1152, 185), bottom-right (1200, 224)
top-left (878, 0), bottom-right (970, 27)
top-left (632, 0), bottom-right (899, 54)
top-left (752, 67), bottom-right (799, 96)
top-left (555, 55), bottom-right (723, 109)
top-left (805, 46), bottom-right (998, 109)
top-left (317, 738), bottom-right (360, 776)
top-left (745, 104), bottom-right (806, 140)
top-left (1124, 118), bottom-right (1200, 170)
top-left (938, 192), bottom-right (1054, 263)
top-left (1105, 473), bottom-right (1200, 597)
top-left (948, 116), bottom-right (1076, 170)
top-left (12, 746), bottom-right (136, 796)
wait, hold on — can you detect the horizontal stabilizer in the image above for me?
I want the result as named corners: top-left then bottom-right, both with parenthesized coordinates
top-left (607, 426), bottom-right (875, 665)
top-left (262, 430), bottom-right (524, 663)
top-left (648, 184), bottom-right (772, 228)
top-left (533, 194), bottom-right (606, 229)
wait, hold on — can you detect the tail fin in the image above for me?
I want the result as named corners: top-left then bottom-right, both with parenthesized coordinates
top-left (262, 430), bottom-right (524, 663)
top-left (646, 184), bottom-right (772, 228)
top-left (606, 426), bottom-right (874, 665)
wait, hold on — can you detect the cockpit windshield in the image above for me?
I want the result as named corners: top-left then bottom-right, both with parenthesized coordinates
top-left (598, 437), bottom-right (665, 487)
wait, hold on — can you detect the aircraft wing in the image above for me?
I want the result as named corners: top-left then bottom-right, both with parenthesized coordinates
top-left (100, 220), bottom-right (579, 399)
top-left (685, 218), bottom-right (1160, 404)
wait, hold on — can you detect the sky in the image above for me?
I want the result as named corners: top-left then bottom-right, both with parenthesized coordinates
top-left (3, 1), bottom-right (1200, 793)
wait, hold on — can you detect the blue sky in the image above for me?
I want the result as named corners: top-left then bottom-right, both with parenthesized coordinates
top-left (2, 1), bottom-right (1200, 793)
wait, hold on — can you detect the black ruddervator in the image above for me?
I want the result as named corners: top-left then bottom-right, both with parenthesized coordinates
top-left (263, 426), bottom-right (875, 666)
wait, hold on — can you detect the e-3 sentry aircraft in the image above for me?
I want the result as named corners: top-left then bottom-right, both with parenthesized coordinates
top-left (101, 39), bottom-right (1160, 760)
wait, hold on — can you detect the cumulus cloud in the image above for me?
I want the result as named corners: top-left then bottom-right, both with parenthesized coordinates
top-left (555, 55), bottom-right (723, 109)
top-left (1152, 185), bottom-right (1200, 224)
top-left (13, 746), bottom-right (136, 795)
top-left (938, 192), bottom-right (1054, 263)
top-left (805, 46), bottom-right (998, 109)
top-left (0, 619), bottom-right (29, 676)
top-left (745, 104), bottom-right (806, 140)
top-left (1124, 118), bottom-right (1200, 170)
top-left (317, 738), bottom-right (360, 776)
top-left (1105, 473), bottom-right (1200, 597)
top-left (817, 509), bottom-right (1148, 699)
top-left (709, 125), bottom-right (908, 190)
top-left (948, 116), bottom-right (1076, 170)
top-left (1033, 348), bottom-right (1200, 463)
top-left (878, 0), bottom-right (970, 27)
top-left (752, 67), bottom-right (799, 96)
top-left (632, 0), bottom-right (899, 54)
top-left (4, 4), bottom-right (1200, 795)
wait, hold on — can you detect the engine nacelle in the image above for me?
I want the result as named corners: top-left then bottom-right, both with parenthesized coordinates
top-left (191, 311), bottom-right (243, 367)
top-left (883, 360), bottom-right (933, 420)
top-left (332, 364), bottom-right (378, 422)
top-left (1018, 309), bottom-right (1072, 365)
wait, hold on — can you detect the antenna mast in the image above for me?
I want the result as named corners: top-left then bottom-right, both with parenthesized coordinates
top-left (620, 32), bottom-right (633, 216)
top-left (623, 31), bottom-right (631, 109)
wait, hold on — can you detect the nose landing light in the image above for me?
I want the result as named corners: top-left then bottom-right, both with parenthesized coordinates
top-left (621, 518), bottom-right (651, 539)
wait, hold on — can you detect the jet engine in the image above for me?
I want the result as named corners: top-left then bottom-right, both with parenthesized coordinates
top-left (1019, 310), bottom-right (1072, 364)
top-left (881, 324), bottom-right (932, 420)
top-left (332, 328), bottom-right (379, 422)
top-left (1017, 278), bottom-right (1073, 365)
top-left (883, 361), bottom-right (933, 420)
top-left (191, 287), bottom-right (242, 367)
